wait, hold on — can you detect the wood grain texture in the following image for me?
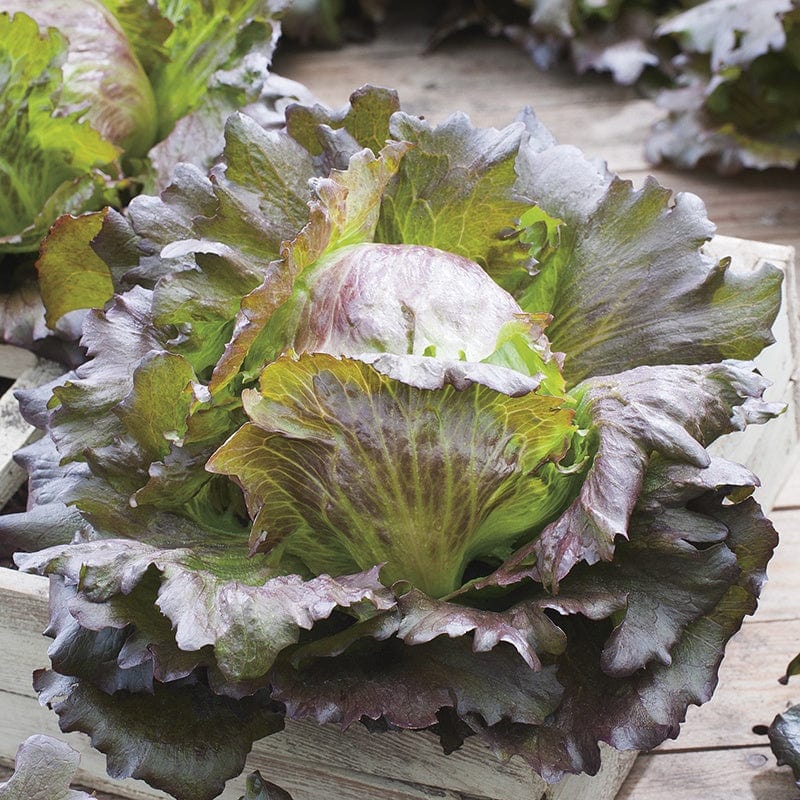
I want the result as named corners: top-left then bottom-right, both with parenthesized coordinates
top-left (775, 448), bottom-right (800, 510)
top-left (618, 747), bottom-right (798, 800)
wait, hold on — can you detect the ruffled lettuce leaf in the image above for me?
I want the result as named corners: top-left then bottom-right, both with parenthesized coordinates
top-left (17, 538), bottom-right (395, 692)
top-left (0, 735), bottom-right (93, 800)
top-left (4, 0), bottom-right (158, 156)
top-left (0, 734), bottom-right (291, 800)
top-left (529, 361), bottom-right (781, 585)
top-left (35, 671), bottom-right (283, 800)
top-left (208, 353), bottom-right (576, 596)
top-left (513, 118), bottom-right (784, 385)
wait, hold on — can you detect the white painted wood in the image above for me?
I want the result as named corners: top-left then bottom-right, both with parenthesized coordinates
top-left (0, 345), bottom-right (37, 379)
top-left (704, 238), bottom-right (798, 510)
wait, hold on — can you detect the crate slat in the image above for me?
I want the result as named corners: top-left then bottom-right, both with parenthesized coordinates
top-left (618, 746), bottom-right (796, 800)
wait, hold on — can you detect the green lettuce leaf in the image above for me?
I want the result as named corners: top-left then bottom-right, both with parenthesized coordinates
top-left (513, 117), bottom-right (784, 384)
top-left (208, 353), bottom-right (576, 596)
top-left (139, 0), bottom-right (286, 139)
top-left (0, 11), bottom-right (121, 253)
top-left (4, 0), bottom-right (158, 156)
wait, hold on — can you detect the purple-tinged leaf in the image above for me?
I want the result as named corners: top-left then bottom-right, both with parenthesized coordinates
top-left (35, 671), bottom-right (283, 800)
top-left (0, 735), bottom-right (92, 800)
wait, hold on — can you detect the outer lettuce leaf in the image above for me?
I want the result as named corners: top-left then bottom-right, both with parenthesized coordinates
top-left (769, 705), bottom-right (800, 786)
top-left (0, 735), bottom-right (92, 800)
top-left (464, 468), bottom-right (777, 779)
top-left (36, 211), bottom-right (115, 329)
top-left (35, 671), bottom-right (283, 800)
top-left (272, 636), bottom-right (565, 731)
top-left (17, 540), bottom-right (395, 689)
top-left (0, 733), bottom-right (291, 800)
top-left (513, 121), bottom-right (783, 385)
top-left (0, 11), bottom-right (121, 253)
top-left (530, 361), bottom-right (781, 584)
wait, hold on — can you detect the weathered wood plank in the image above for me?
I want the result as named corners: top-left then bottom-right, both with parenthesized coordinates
top-left (654, 618), bottom-right (800, 752)
top-left (0, 345), bottom-right (37, 380)
top-left (775, 448), bottom-right (800, 509)
top-left (756, 509), bottom-right (800, 623)
top-left (618, 747), bottom-right (797, 800)
top-left (0, 354), bottom-right (63, 508)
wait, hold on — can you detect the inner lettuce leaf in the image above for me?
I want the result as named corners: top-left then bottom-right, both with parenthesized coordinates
top-left (2, 86), bottom-right (784, 799)
top-left (208, 353), bottom-right (576, 596)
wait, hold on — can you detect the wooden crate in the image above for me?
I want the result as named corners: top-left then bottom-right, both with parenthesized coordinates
top-left (0, 235), bottom-right (796, 800)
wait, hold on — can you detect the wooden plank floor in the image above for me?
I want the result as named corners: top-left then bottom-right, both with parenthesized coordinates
top-left (273, 14), bottom-right (800, 800)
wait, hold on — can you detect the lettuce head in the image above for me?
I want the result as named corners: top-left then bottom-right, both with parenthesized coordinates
top-left (1, 86), bottom-right (784, 800)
